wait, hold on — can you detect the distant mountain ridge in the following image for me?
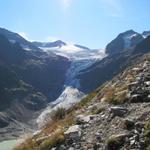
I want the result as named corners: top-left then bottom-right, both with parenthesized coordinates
top-left (77, 30), bottom-right (150, 93)
top-left (32, 40), bottom-right (66, 48)
top-left (106, 30), bottom-right (146, 55)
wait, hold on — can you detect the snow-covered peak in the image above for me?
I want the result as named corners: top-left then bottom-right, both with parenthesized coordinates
top-left (142, 31), bottom-right (150, 38)
top-left (39, 43), bottom-right (105, 61)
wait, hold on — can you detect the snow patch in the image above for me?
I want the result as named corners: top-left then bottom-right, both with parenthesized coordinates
top-left (59, 44), bottom-right (83, 53)
top-left (36, 43), bottom-right (106, 127)
top-left (123, 33), bottom-right (138, 49)
top-left (36, 86), bottom-right (85, 127)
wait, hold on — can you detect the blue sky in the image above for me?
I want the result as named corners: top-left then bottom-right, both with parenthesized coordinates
top-left (0, 0), bottom-right (150, 48)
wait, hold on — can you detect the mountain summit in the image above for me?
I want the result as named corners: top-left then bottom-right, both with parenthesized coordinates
top-left (106, 30), bottom-right (144, 55)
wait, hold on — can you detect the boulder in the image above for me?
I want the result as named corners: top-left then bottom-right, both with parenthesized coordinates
top-left (135, 122), bottom-right (145, 132)
top-left (106, 133), bottom-right (130, 150)
top-left (145, 81), bottom-right (150, 86)
top-left (95, 132), bottom-right (102, 141)
top-left (123, 119), bottom-right (135, 130)
top-left (64, 125), bottom-right (81, 141)
top-left (130, 94), bottom-right (142, 103)
top-left (132, 68), bottom-right (142, 72)
top-left (76, 114), bottom-right (98, 124)
top-left (109, 106), bottom-right (128, 117)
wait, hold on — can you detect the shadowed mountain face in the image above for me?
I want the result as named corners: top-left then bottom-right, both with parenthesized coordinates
top-left (0, 33), bottom-right (70, 135)
top-left (0, 34), bottom-right (70, 101)
top-left (105, 30), bottom-right (144, 55)
top-left (77, 33), bottom-right (150, 93)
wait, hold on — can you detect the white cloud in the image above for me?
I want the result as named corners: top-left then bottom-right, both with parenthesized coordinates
top-left (99, 0), bottom-right (123, 17)
top-left (18, 32), bottom-right (29, 40)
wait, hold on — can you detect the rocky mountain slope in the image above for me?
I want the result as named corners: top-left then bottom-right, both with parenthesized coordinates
top-left (13, 52), bottom-right (150, 150)
top-left (0, 32), bottom-right (70, 140)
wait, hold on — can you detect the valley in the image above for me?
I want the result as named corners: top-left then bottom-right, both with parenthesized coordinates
top-left (0, 28), bottom-right (150, 150)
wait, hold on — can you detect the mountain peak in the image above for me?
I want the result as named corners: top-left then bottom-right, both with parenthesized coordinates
top-left (106, 30), bottom-right (143, 55)
top-left (32, 40), bottom-right (66, 48)
top-left (142, 31), bottom-right (150, 38)
top-left (121, 29), bottom-right (136, 35)
top-left (50, 40), bottom-right (66, 47)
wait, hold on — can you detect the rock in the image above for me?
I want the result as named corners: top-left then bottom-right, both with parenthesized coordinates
top-left (76, 114), bottom-right (98, 124)
top-left (132, 67), bottom-right (142, 72)
top-left (82, 124), bottom-right (90, 129)
top-left (76, 114), bottom-right (91, 124)
top-left (95, 132), bottom-right (102, 141)
top-left (93, 143), bottom-right (101, 149)
top-left (145, 81), bottom-right (150, 86)
top-left (123, 119), bottom-right (135, 130)
top-left (59, 145), bottom-right (67, 150)
top-left (143, 61), bottom-right (149, 68)
top-left (106, 133), bottom-right (130, 150)
top-left (130, 139), bottom-right (136, 146)
top-left (68, 147), bottom-right (74, 150)
top-left (130, 94), bottom-right (142, 103)
top-left (109, 106), bottom-right (128, 117)
top-left (139, 140), bottom-right (146, 149)
top-left (64, 125), bottom-right (81, 141)
top-left (74, 144), bottom-right (81, 149)
top-left (135, 122), bottom-right (145, 132)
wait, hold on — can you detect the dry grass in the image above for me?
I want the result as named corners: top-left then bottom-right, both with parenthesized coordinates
top-left (13, 111), bottom-right (76, 150)
top-left (51, 107), bottom-right (66, 121)
top-left (98, 83), bottom-right (128, 104)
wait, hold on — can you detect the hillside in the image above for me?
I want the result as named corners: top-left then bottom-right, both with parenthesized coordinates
top-left (0, 34), bottom-right (70, 140)
top-left (13, 52), bottom-right (150, 150)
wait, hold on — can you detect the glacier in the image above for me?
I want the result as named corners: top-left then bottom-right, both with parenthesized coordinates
top-left (36, 43), bottom-right (106, 127)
